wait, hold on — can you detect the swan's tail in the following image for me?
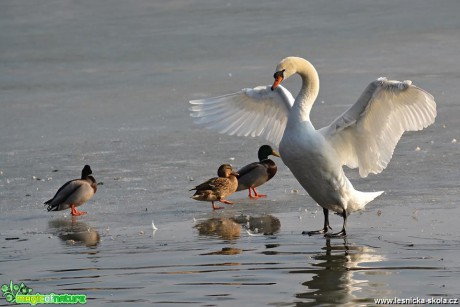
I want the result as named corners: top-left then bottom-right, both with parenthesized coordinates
top-left (350, 190), bottom-right (384, 212)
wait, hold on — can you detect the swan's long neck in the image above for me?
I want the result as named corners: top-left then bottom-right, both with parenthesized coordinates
top-left (290, 59), bottom-right (320, 123)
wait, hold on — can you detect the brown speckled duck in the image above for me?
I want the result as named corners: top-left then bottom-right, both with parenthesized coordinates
top-left (44, 165), bottom-right (97, 216)
top-left (190, 164), bottom-right (239, 210)
top-left (236, 145), bottom-right (280, 199)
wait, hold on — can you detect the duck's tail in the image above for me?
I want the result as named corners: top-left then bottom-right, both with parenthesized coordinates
top-left (350, 190), bottom-right (384, 212)
top-left (44, 201), bottom-right (59, 211)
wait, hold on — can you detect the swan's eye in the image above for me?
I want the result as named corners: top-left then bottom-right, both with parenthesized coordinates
top-left (273, 69), bottom-right (285, 80)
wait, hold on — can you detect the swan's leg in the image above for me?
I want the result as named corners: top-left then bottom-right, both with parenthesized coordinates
top-left (211, 201), bottom-right (224, 210)
top-left (325, 210), bottom-right (348, 237)
top-left (303, 208), bottom-right (332, 235)
top-left (70, 204), bottom-right (86, 216)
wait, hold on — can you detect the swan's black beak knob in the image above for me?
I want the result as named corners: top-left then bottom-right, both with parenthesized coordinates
top-left (271, 70), bottom-right (285, 91)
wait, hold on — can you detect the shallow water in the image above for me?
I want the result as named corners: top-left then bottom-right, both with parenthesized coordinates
top-left (2, 208), bottom-right (460, 306)
top-left (1, 0), bottom-right (460, 306)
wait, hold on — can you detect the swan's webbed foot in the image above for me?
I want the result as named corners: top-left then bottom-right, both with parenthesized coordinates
top-left (302, 225), bottom-right (332, 236)
top-left (324, 228), bottom-right (347, 238)
top-left (302, 208), bottom-right (332, 236)
top-left (325, 210), bottom-right (348, 237)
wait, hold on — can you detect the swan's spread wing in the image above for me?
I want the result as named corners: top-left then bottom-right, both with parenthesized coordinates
top-left (321, 77), bottom-right (436, 178)
top-left (189, 85), bottom-right (294, 146)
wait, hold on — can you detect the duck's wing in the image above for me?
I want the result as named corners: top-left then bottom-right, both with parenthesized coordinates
top-left (236, 162), bottom-right (269, 191)
top-left (189, 85), bottom-right (294, 146)
top-left (190, 177), bottom-right (220, 191)
top-left (237, 162), bottom-right (260, 178)
top-left (44, 180), bottom-right (85, 210)
top-left (44, 179), bottom-right (78, 204)
top-left (320, 78), bottom-right (436, 178)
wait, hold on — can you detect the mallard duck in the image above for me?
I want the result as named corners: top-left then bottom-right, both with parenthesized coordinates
top-left (44, 165), bottom-right (97, 216)
top-left (190, 56), bottom-right (436, 236)
top-left (236, 145), bottom-right (280, 199)
top-left (190, 164), bottom-right (239, 210)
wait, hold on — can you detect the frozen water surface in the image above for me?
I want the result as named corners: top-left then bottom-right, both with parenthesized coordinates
top-left (1, 0), bottom-right (460, 306)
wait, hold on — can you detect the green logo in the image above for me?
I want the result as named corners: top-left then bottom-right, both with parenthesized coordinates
top-left (1, 281), bottom-right (32, 303)
top-left (1, 281), bottom-right (86, 305)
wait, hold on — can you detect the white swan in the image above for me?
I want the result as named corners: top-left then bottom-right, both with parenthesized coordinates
top-left (189, 57), bottom-right (436, 236)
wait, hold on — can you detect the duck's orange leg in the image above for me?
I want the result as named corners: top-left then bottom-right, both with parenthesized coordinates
top-left (219, 199), bottom-right (233, 205)
top-left (251, 187), bottom-right (266, 199)
top-left (71, 204), bottom-right (87, 216)
top-left (248, 188), bottom-right (256, 199)
top-left (212, 202), bottom-right (224, 210)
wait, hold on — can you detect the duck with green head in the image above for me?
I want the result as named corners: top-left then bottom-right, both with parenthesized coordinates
top-left (44, 165), bottom-right (97, 216)
top-left (236, 145), bottom-right (280, 199)
top-left (190, 164), bottom-right (239, 210)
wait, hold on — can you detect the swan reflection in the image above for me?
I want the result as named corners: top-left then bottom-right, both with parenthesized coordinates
top-left (294, 239), bottom-right (386, 306)
top-left (48, 218), bottom-right (100, 247)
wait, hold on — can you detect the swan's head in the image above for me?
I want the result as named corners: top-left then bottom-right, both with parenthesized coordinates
top-left (271, 57), bottom-right (299, 90)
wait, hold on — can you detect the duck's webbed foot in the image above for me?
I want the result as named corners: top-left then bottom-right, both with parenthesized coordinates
top-left (248, 187), bottom-right (266, 199)
top-left (70, 205), bottom-right (87, 216)
top-left (211, 202), bottom-right (224, 210)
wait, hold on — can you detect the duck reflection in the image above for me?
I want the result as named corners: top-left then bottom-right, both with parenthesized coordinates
top-left (201, 247), bottom-right (242, 256)
top-left (232, 214), bottom-right (281, 235)
top-left (194, 217), bottom-right (241, 240)
top-left (294, 239), bottom-right (385, 306)
top-left (194, 214), bottom-right (281, 240)
top-left (48, 218), bottom-right (100, 247)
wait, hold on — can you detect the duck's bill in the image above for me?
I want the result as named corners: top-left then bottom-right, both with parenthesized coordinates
top-left (272, 150), bottom-right (281, 158)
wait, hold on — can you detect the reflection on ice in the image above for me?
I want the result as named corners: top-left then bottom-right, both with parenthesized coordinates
top-left (233, 214), bottom-right (281, 235)
top-left (293, 239), bottom-right (386, 306)
top-left (201, 247), bottom-right (242, 256)
top-left (194, 218), bottom-right (241, 240)
top-left (194, 214), bottom-right (281, 240)
top-left (48, 218), bottom-right (100, 248)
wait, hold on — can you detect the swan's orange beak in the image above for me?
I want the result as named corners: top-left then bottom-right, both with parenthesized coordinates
top-left (271, 76), bottom-right (283, 91)
top-left (271, 70), bottom-right (285, 91)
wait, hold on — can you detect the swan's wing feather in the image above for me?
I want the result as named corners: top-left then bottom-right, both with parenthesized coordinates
top-left (321, 77), bottom-right (436, 177)
top-left (189, 85), bottom-right (294, 146)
